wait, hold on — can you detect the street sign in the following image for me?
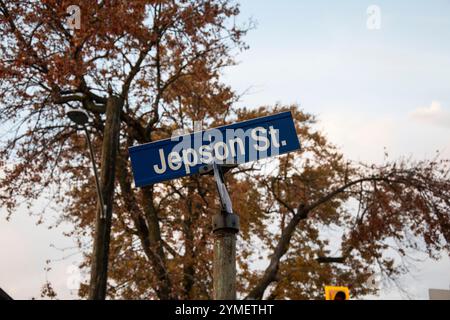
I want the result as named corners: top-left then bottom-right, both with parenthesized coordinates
top-left (325, 286), bottom-right (350, 300)
top-left (129, 111), bottom-right (301, 187)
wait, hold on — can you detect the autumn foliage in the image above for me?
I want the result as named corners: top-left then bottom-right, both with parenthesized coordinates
top-left (0, 0), bottom-right (449, 299)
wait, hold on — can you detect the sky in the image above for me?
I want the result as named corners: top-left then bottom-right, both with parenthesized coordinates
top-left (225, 0), bottom-right (450, 163)
top-left (222, 0), bottom-right (450, 298)
top-left (1, 0), bottom-right (450, 299)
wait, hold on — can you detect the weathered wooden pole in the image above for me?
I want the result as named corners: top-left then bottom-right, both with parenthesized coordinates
top-left (213, 212), bottom-right (238, 300)
top-left (211, 162), bottom-right (240, 300)
top-left (88, 95), bottom-right (122, 300)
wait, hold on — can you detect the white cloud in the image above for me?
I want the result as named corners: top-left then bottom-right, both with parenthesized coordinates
top-left (319, 112), bottom-right (397, 163)
top-left (410, 101), bottom-right (450, 128)
top-left (318, 108), bottom-right (450, 163)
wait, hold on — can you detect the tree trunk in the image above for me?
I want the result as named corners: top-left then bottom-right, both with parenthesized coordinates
top-left (141, 186), bottom-right (173, 299)
top-left (182, 185), bottom-right (196, 299)
top-left (88, 95), bottom-right (122, 300)
top-left (246, 207), bottom-right (308, 300)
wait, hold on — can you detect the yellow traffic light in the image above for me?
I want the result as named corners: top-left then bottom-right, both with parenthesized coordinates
top-left (325, 286), bottom-right (350, 300)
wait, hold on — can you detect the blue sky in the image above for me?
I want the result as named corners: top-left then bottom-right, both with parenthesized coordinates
top-left (226, 0), bottom-right (450, 113)
top-left (1, 1), bottom-right (449, 299)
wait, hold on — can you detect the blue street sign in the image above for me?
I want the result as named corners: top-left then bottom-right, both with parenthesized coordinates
top-left (129, 111), bottom-right (301, 187)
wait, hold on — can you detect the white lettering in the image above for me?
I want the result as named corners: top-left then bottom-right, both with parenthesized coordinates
top-left (175, 304), bottom-right (210, 317)
top-left (199, 144), bottom-right (213, 164)
top-left (182, 148), bottom-right (198, 174)
top-left (269, 126), bottom-right (280, 148)
top-left (214, 141), bottom-right (229, 161)
top-left (154, 149), bottom-right (167, 174)
top-left (228, 137), bottom-right (245, 157)
top-left (153, 126), bottom-right (282, 176)
top-left (167, 151), bottom-right (182, 170)
top-left (251, 127), bottom-right (270, 151)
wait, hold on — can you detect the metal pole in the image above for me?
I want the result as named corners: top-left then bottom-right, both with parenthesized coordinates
top-left (83, 125), bottom-right (106, 219)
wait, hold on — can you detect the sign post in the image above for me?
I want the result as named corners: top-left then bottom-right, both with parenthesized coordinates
top-left (128, 111), bottom-right (301, 299)
top-left (211, 162), bottom-right (239, 299)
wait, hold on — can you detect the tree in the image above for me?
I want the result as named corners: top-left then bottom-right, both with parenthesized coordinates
top-left (1, 0), bottom-right (449, 300)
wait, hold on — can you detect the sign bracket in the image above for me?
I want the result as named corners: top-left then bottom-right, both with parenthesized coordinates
top-left (211, 162), bottom-right (239, 233)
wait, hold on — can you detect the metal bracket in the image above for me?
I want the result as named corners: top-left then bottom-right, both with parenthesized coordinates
top-left (212, 210), bottom-right (239, 233)
top-left (211, 163), bottom-right (239, 233)
top-left (213, 162), bottom-right (233, 214)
